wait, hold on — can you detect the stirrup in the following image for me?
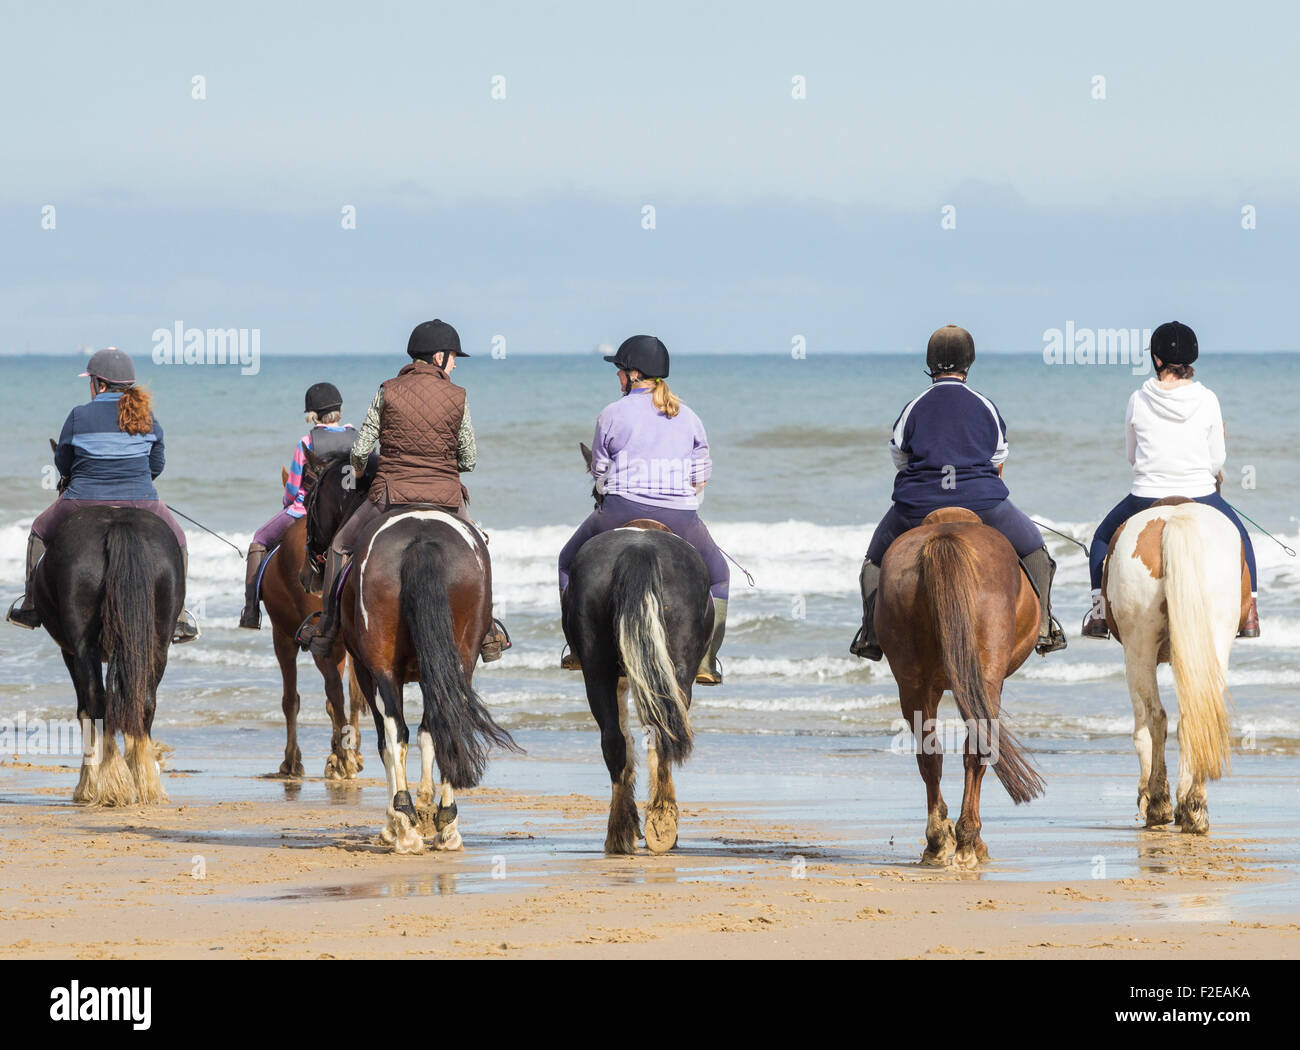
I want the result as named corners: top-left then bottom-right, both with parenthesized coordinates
top-left (295, 611), bottom-right (322, 651)
top-left (6, 598), bottom-right (40, 630)
top-left (238, 604), bottom-right (261, 630)
top-left (849, 624), bottom-right (882, 661)
top-left (695, 657), bottom-right (723, 686)
top-left (560, 645), bottom-right (582, 671)
top-left (172, 610), bottom-right (200, 645)
top-left (480, 618), bottom-right (512, 662)
top-left (1036, 616), bottom-right (1068, 655)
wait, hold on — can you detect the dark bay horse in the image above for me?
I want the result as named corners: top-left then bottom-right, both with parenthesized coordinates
top-left (563, 523), bottom-right (713, 854)
top-left (32, 507), bottom-right (183, 805)
top-left (876, 507), bottom-right (1044, 868)
top-left (302, 453), bottom-right (518, 853)
top-left (258, 465), bottom-right (366, 780)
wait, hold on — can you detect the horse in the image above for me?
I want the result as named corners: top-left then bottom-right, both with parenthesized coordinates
top-left (301, 451), bottom-right (519, 853)
top-left (30, 506), bottom-right (183, 806)
top-left (255, 465), bottom-right (366, 780)
top-left (1101, 498), bottom-right (1247, 835)
top-left (563, 521), bottom-right (713, 854)
top-left (875, 507), bottom-right (1045, 868)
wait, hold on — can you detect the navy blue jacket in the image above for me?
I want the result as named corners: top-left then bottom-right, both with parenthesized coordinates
top-left (55, 392), bottom-right (164, 500)
top-left (888, 377), bottom-right (1010, 516)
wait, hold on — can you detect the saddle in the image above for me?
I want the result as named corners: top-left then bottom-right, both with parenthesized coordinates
top-left (621, 518), bottom-right (674, 534)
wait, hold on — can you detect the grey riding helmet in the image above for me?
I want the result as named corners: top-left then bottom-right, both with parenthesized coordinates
top-left (79, 347), bottom-right (137, 386)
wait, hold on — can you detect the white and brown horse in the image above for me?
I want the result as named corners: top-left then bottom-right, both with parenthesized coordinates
top-left (1101, 498), bottom-right (1250, 835)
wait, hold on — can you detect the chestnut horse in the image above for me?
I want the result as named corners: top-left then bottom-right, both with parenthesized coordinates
top-left (1101, 498), bottom-right (1248, 835)
top-left (257, 466), bottom-right (366, 779)
top-left (32, 507), bottom-right (183, 805)
top-left (563, 522), bottom-right (713, 854)
top-left (876, 507), bottom-right (1044, 868)
top-left (302, 453), bottom-right (518, 853)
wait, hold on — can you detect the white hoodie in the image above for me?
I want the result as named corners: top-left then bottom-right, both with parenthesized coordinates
top-left (1126, 378), bottom-right (1226, 498)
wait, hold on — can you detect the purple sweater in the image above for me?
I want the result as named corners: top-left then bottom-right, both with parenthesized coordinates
top-left (590, 387), bottom-right (712, 509)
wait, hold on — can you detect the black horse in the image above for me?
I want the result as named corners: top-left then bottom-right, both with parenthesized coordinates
top-left (32, 507), bottom-right (183, 805)
top-left (300, 452), bottom-right (518, 853)
top-left (563, 522), bottom-right (713, 854)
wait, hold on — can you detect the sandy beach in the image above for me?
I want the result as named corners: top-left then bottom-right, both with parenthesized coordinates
top-left (2, 727), bottom-right (1297, 960)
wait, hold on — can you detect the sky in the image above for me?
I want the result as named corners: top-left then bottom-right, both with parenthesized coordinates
top-left (2, 1), bottom-right (1298, 355)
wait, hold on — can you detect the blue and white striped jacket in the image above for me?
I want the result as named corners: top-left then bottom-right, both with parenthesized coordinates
top-left (55, 392), bottom-right (164, 501)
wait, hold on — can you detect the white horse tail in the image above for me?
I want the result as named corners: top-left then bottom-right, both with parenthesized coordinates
top-left (1162, 509), bottom-right (1231, 780)
top-left (611, 545), bottom-right (694, 766)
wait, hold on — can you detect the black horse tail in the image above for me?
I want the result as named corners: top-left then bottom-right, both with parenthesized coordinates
top-left (100, 522), bottom-right (155, 740)
top-left (611, 545), bottom-right (694, 766)
top-left (919, 532), bottom-right (1043, 805)
top-left (400, 539), bottom-right (519, 790)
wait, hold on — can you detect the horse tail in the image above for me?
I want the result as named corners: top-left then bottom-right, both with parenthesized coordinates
top-left (100, 522), bottom-right (156, 740)
top-left (400, 539), bottom-right (519, 790)
top-left (1162, 510), bottom-right (1232, 780)
top-left (919, 532), bottom-right (1043, 804)
top-left (611, 544), bottom-right (694, 766)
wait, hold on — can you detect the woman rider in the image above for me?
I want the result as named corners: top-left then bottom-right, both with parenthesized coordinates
top-left (239, 382), bottom-right (356, 629)
top-left (557, 335), bottom-right (729, 685)
top-left (1081, 321), bottom-right (1259, 638)
top-left (295, 319), bottom-right (510, 662)
top-left (7, 347), bottom-right (198, 641)
top-left (849, 325), bottom-right (1066, 660)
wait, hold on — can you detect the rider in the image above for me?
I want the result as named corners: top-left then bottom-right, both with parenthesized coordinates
top-left (849, 325), bottom-right (1066, 661)
top-left (295, 319), bottom-right (511, 662)
top-left (239, 382), bottom-right (356, 629)
top-left (7, 347), bottom-right (198, 641)
top-left (557, 335), bottom-right (729, 685)
top-left (1081, 321), bottom-right (1259, 638)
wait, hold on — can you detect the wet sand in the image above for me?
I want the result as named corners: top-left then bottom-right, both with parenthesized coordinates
top-left (1, 728), bottom-right (1298, 959)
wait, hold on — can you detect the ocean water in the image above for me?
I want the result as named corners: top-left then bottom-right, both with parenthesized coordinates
top-left (2, 351), bottom-right (1298, 757)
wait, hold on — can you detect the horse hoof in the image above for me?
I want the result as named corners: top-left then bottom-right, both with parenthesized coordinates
top-left (952, 848), bottom-right (980, 871)
top-left (644, 805), bottom-right (679, 853)
top-left (323, 754), bottom-right (345, 781)
top-left (347, 750), bottom-right (364, 775)
top-left (919, 849), bottom-right (953, 868)
top-left (433, 823), bottom-right (463, 851)
top-left (278, 760), bottom-right (305, 779)
top-left (1145, 799), bottom-right (1174, 827)
top-left (385, 809), bottom-right (426, 855)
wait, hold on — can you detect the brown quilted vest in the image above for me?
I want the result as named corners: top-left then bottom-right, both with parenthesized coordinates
top-left (369, 360), bottom-right (466, 508)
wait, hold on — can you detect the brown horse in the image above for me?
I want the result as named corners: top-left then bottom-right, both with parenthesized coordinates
top-left (258, 472), bottom-right (366, 780)
top-left (876, 507), bottom-right (1045, 868)
top-left (302, 454), bottom-right (519, 853)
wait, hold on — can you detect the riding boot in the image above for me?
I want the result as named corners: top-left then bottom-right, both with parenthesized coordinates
top-left (298, 549), bottom-right (348, 657)
top-left (849, 558), bottom-right (882, 660)
top-left (1238, 596), bottom-right (1259, 638)
top-left (695, 596), bottom-right (727, 686)
top-left (559, 587), bottom-right (582, 670)
top-left (239, 543), bottom-right (268, 630)
top-left (6, 534), bottom-right (45, 630)
top-left (172, 550), bottom-right (200, 644)
top-left (1022, 546), bottom-right (1066, 655)
top-left (479, 617), bottom-right (512, 662)
top-left (1081, 590), bottom-right (1111, 639)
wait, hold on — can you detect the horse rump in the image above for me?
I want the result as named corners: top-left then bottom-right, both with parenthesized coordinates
top-left (399, 538), bottom-right (519, 790)
top-left (919, 531), bottom-right (1043, 804)
top-left (611, 543), bottom-right (694, 765)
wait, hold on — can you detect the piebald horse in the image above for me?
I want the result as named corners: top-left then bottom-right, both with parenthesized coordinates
top-left (257, 464), bottom-right (366, 780)
top-left (1101, 498), bottom-right (1248, 835)
top-left (563, 521), bottom-right (713, 854)
top-left (302, 453), bottom-right (518, 853)
top-left (31, 507), bottom-right (183, 805)
top-left (876, 507), bottom-right (1044, 868)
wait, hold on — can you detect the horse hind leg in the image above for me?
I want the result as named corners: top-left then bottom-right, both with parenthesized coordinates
top-left (66, 652), bottom-right (104, 804)
top-left (373, 674), bottom-right (424, 854)
top-left (1125, 644), bottom-right (1172, 826)
top-left (125, 733), bottom-right (166, 804)
top-left (600, 679), bottom-right (639, 855)
top-left (953, 750), bottom-right (990, 870)
top-left (644, 727), bottom-right (679, 854)
top-left (1174, 726), bottom-right (1211, 836)
top-left (319, 648), bottom-right (353, 781)
top-left (914, 689), bottom-right (955, 867)
top-left (272, 626), bottom-right (305, 778)
top-left (412, 727), bottom-right (462, 850)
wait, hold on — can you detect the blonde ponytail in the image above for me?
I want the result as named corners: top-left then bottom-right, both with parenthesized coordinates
top-left (651, 378), bottom-right (680, 419)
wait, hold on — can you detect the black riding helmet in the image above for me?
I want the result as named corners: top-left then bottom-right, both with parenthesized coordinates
top-left (408, 319), bottom-right (470, 360)
top-left (925, 325), bottom-right (975, 377)
top-left (1150, 321), bottom-right (1198, 365)
top-left (604, 334), bottom-right (669, 379)
top-left (304, 382), bottom-right (342, 415)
